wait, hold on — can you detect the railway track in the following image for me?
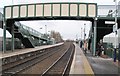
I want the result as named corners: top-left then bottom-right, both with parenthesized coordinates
top-left (2, 42), bottom-right (75, 76)
top-left (2, 44), bottom-right (63, 75)
top-left (42, 43), bottom-right (75, 76)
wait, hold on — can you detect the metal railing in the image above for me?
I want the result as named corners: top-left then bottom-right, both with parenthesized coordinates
top-left (15, 22), bottom-right (48, 39)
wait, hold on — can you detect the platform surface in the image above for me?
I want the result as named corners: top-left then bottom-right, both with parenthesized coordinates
top-left (69, 43), bottom-right (94, 75)
top-left (86, 52), bottom-right (119, 75)
top-left (70, 43), bottom-right (119, 76)
top-left (0, 43), bottom-right (63, 59)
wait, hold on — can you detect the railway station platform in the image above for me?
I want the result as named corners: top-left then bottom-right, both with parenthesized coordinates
top-left (70, 43), bottom-right (119, 76)
top-left (69, 43), bottom-right (94, 75)
top-left (0, 43), bottom-right (64, 59)
top-left (86, 51), bottom-right (119, 76)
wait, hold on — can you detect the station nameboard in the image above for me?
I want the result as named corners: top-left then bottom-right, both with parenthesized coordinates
top-left (4, 3), bottom-right (97, 19)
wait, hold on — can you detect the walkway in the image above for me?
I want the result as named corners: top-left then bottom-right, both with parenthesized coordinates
top-left (86, 51), bottom-right (119, 76)
top-left (69, 43), bottom-right (94, 76)
top-left (0, 43), bottom-right (63, 59)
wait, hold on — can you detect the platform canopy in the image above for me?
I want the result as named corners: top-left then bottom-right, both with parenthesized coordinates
top-left (4, 2), bottom-right (97, 19)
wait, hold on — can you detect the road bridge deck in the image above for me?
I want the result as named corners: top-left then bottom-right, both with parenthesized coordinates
top-left (0, 43), bottom-right (64, 59)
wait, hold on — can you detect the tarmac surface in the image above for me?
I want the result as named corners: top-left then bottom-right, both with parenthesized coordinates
top-left (86, 51), bottom-right (119, 76)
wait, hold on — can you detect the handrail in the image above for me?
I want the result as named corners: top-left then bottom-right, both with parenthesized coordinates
top-left (15, 22), bottom-right (48, 40)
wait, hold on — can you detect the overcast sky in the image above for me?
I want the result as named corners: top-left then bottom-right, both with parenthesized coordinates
top-left (0, 0), bottom-right (119, 40)
top-left (20, 20), bottom-right (91, 40)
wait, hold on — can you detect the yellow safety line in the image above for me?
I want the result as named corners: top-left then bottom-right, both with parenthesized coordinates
top-left (82, 53), bottom-right (94, 76)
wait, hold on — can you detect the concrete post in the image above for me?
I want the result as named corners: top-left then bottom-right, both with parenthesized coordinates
top-left (93, 18), bottom-right (97, 56)
top-left (11, 24), bottom-right (15, 51)
top-left (3, 23), bottom-right (6, 53)
top-left (113, 0), bottom-right (118, 62)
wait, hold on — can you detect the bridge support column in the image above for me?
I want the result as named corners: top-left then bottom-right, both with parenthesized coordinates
top-left (3, 23), bottom-right (6, 53)
top-left (93, 18), bottom-right (97, 56)
top-left (11, 24), bottom-right (15, 51)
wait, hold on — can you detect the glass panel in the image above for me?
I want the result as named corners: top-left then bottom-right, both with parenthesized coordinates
top-left (53, 4), bottom-right (60, 16)
top-left (28, 5), bottom-right (34, 17)
top-left (13, 6), bottom-right (19, 18)
top-left (61, 4), bottom-right (69, 16)
top-left (44, 4), bottom-right (51, 16)
top-left (70, 4), bottom-right (78, 16)
top-left (20, 6), bottom-right (26, 17)
top-left (79, 4), bottom-right (87, 16)
top-left (88, 5), bottom-right (96, 17)
top-left (5, 7), bottom-right (11, 18)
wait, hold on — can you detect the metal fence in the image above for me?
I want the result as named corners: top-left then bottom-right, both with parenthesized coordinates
top-left (103, 43), bottom-right (118, 59)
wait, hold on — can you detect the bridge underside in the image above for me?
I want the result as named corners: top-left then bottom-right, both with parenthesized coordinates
top-left (96, 17), bottom-right (120, 43)
top-left (5, 16), bottom-right (94, 30)
top-left (8, 16), bottom-right (94, 21)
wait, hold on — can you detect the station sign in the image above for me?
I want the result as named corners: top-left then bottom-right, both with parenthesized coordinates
top-left (105, 21), bottom-right (115, 24)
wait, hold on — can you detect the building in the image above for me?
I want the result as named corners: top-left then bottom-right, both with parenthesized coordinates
top-left (0, 37), bottom-right (23, 51)
top-left (118, 1), bottom-right (120, 17)
top-left (103, 29), bottom-right (120, 48)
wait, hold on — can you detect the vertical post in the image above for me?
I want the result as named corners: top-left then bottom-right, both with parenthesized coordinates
top-left (91, 32), bottom-right (94, 54)
top-left (114, 32), bottom-right (117, 62)
top-left (81, 28), bottom-right (82, 39)
top-left (84, 24), bottom-right (86, 41)
top-left (3, 8), bottom-right (6, 53)
top-left (91, 21), bottom-right (94, 55)
top-left (93, 18), bottom-right (97, 56)
top-left (45, 25), bottom-right (47, 44)
top-left (3, 22), bottom-right (6, 53)
top-left (11, 24), bottom-right (14, 51)
top-left (45, 25), bottom-right (47, 36)
top-left (114, 0), bottom-right (118, 62)
top-left (118, 23), bottom-right (120, 61)
top-left (119, 43), bottom-right (120, 62)
top-left (39, 28), bottom-right (42, 45)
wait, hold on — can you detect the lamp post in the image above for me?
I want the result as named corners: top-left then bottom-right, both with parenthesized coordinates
top-left (81, 28), bottom-right (82, 40)
top-left (48, 31), bottom-right (50, 37)
top-left (39, 28), bottom-right (42, 44)
top-left (47, 31), bottom-right (51, 43)
top-left (93, 18), bottom-right (97, 56)
top-left (84, 24), bottom-right (86, 41)
top-left (45, 25), bottom-right (47, 35)
top-left (113, 0), bottom-right (118, 62)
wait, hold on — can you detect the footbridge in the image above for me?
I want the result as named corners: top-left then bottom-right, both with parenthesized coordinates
top-left (13, 22), bottom-right (49, 48)
top-left (2, 2), bottom-right (120, 56)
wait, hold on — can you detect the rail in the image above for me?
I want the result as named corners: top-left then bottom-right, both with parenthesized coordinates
top-left (2, 45), bottom-right (63, 75)
top-left (41, 43), bottom-right (74, 76)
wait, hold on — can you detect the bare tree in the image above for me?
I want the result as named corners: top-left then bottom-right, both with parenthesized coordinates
top-left (50, 30), bottom-right (63, 43)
